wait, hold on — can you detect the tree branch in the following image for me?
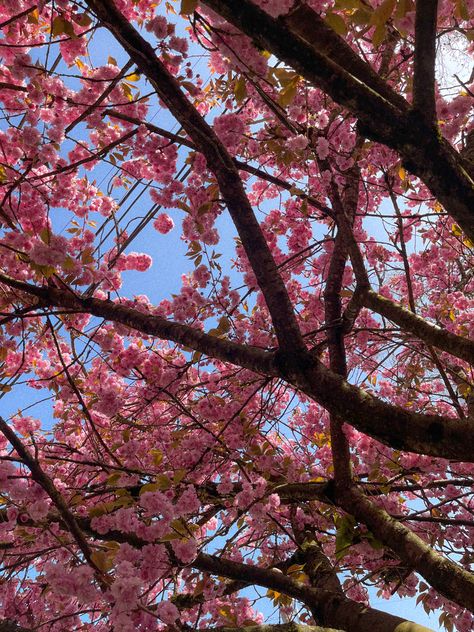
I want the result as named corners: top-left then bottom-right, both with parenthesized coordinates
top-left (337, 486), bottom-right (474, 612)
top-left (284, 4), bottom-right (408, 112)
top-left (0, 417), bottom-right (109, 588)
top-left (105, 108), bottom-right (333, 218)
top-left (297, 359), bottom-right (474, 462)
top-left (201, 0), bottom-right (404, 134)
top-left (191, 553), bottom-right (434, 632)
top-left (202, 0), bottom-right (474, 243)
top-left (0, 621), bottom-right (31, 632)
top-left (319, 150), bottom-right (361, 486)
top-left (364, 290), bottom-right (474, 365)
top-left (85, 0), bottom-right (305, 353)
top-left (413, 0), bottom-right (439, 122)
top-left (0, 272), bottom-right (278, 377)
top-left (4, 274), bottom-right (474, 462)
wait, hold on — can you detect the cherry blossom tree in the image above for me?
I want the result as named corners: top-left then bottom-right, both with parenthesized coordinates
top-left (0, 0), bottom-right (474, 630)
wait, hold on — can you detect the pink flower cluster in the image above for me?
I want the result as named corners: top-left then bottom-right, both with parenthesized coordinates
top-left (153, 213), bottom-right (174, 234)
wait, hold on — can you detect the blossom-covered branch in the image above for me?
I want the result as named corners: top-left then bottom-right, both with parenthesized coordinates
top-left (203, 0), bottom-right (474, 242)
top-left (86, 0), bottom-right (306, 353)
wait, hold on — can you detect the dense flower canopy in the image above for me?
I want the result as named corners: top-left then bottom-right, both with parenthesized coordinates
top-left (0, 1), bottom-right (474, 631)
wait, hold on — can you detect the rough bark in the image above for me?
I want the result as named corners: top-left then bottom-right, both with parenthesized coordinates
top-left (86, 0), bottom-right (306, 353)
top-left (364, 290), bottom-right (474, 365)
top-left (413, 0), bottom-right (438, 122)
top-left (3, 273), bottom-right (474, 462)
top-left (201, 0), bottom-right (474, 243)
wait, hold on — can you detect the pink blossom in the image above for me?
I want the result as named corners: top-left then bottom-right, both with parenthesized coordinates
top-left (156, 600), bottom-right (179, 624)
top-left (315, 137), bottom-right (330, 160)
top-left (28, 499), bottom-right (50, 521)
top-left (254, 0), bottom-right (293, 16)
top-left (13, 416), bottom-right (40, 435)
top-left (176, 486), bottom-right (200, 515)
top-left (287, 134), bottom-right (309, 152)
top-left (146, 15), bottom-right (168, 39)
top-left (139, 491), bottom-right (174, 519)
top-left (192, 264), bottom-right (210, 288)
top-left (110, 562), bottom-right (142, 609)
top-left (153, 213), bottom-right (174, 234)
top-left (171, 538), bottom-right (197, 563)
top-left (213, 113), bottom-right (245, 153)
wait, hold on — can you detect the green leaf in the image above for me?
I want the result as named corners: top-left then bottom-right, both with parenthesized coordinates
top-left (325, 12), bottom-right (347, 35)
top-left (197, 201), bottom-right (213, 216)
top-left (335, 515), bottom-right (356, 560)
top-left (150, 449), bottom-right (163, 466)
top-left (122, 82), bottom-right (134, 102)
top-left (139, 476), bottom-right (171, 494)
top-left (173, 468), bottom-right (187, 485)
top-left (370, 0), bottom-right (396, 26)
top-left (106, 472), bottom-right (122, 486)
top-left (192, 351), bottom-right (202, 363)
top-left (394, 0), bottom-right (413, 19)
top-left (372, 23), bottom-right (387, 47)
top-left (89, 504), bottom-right (107, 518)
top-left (370, 0), bottom-right (396, 45)
top-left (180, 0), bottom-right (198, 15)
top-left (217, 316), bottom-right (231, 334)
top-left (91, 550), bottom-right (114, 572)
top-left (334, 0), bottom-right (361, 8)
top-left (287, 563), bottom-right (306, 575)
top-left (456, 0), bottom-right (470, 20)
top-left (51, 16), bottom-right (76, 39)
top-left (278, 77), bottom-right (299, 107)
top-left (352, 8), bottom-right (372, 25)
top-left (234, 75), bottom-right (247, 103)
top-left (72, 12), bottom-right (93, 27)
top-left (365, 531), bottom-right (384, 550)
top-left (39, 228), bottom-right (50, 243)
top-left (27, 8), bottom-right (39, 24)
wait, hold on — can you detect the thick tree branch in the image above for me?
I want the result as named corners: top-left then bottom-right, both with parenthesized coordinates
top-left (0, 273), bottom-right (278, 376)
top-left (284, 4), bottom-right (408, 112)
top-left (413, 0), bottom-right (439, 122)
top-left (202, 0), bottom-right (404, 134)
top-left (320, 152), bottom-right (361, 486)
top-left (291, 525), bottom-right (346, 624)
top-left (85, 0), bottom-right (305, 353)
top-left (190, 553), bottom-right (433, 632)
top-left (337, 486), bottom-right (474, 612)
top-left (324, 234), bottom-right (353, 485)
top-left (0, 418), bottom-right (108, 587)
top-left (0, 621), bottom-right (31, 632)
top-left (193, 552), bottom-right (318, 604)
top-left (202, 0), bottom-right (474, 243)
top-left (364, 290), bottom-right (474, 365)
top-left (4, 274), bottom-right (474, 462)
top-left (295, 359), bottom-right (474, 462)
